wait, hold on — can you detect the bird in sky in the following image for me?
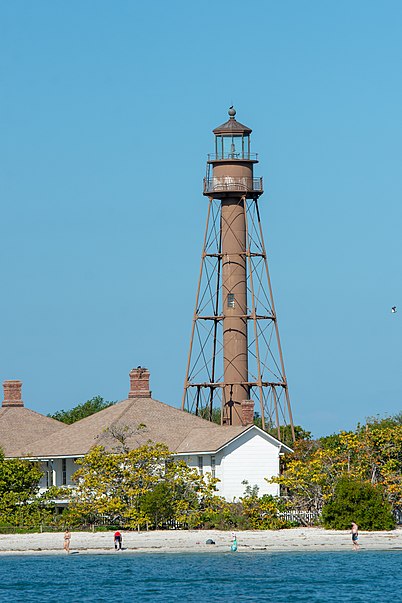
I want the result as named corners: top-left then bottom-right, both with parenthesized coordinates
top-left (391, 306), bottom-right (397, 313)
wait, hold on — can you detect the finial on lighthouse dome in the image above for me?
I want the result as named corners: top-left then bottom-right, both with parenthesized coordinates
top-left (228, 106), bottom-right (236, 118)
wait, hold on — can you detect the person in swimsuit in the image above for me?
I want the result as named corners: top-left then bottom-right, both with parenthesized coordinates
top-left (351, 522), bottom-right (359, 550)
top-left (63, 529), bottom-right (71, 554)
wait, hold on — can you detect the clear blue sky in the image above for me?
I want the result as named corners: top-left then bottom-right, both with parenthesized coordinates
top-left (1, 1), bottom-right (401, 437)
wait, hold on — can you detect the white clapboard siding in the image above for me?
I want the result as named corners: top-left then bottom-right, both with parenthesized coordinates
top-left (216, 429), bottom-right (280, 500)
top-left (181, 429), bottom-right (280, 501)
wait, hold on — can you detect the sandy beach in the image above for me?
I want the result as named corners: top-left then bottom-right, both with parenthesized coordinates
top-left (0, 527), bottom-right (401, 555)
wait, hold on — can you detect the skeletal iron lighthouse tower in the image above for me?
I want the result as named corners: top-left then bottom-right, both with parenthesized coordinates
top-left (182, 108), bottom-right (294, 440)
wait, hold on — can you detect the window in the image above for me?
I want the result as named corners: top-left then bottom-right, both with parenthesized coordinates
top-left (227, 293), bottom-right (235, 308)
top-left (198, 456), bottom-right (204, 475)
top-left (211, 455), bottom-right (216, 478)
top-left (62, 458), bottom-right (67, 486)
top-left (46, 461), bottom-right (53, 487)
top-left (223, 135), bottom-right (242, 158)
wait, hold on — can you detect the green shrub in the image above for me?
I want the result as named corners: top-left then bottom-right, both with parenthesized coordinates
top-left (240, 482), bottom-right (292, 530)
top-left (197, 502), bottom-right (252, 530)
top-left (321, 478), bottom-right (395, 531)
top-left (139, 482), bottom-right (175, 529)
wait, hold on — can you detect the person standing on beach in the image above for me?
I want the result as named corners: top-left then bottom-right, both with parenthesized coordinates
top-left (351, 522), bottom-right (359, 550)
top-left (63, 529), bottom-right (71, 554)
top-left (114, 531), bottom-right (122, 550)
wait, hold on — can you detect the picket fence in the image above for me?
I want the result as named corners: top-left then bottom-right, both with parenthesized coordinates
top-left (277, 511), bottom-right (319, 526)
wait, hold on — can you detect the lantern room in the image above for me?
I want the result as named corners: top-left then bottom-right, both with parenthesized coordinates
top-left (204, 107), bottom-right (263, 198)
top-left (212, 107), bottom-right (253, 160)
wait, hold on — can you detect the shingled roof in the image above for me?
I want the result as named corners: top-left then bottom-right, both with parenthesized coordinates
top-left (0, 381), bottom-right (66, 458)
top-left (176, 425), bottom-right (248, 453)
top-left (18, 396), bottom-right (226, 458)
top-left (9, 370), bottom-right (291, 459)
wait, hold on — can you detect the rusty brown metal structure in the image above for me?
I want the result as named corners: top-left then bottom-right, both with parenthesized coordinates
top-left (182, 108), bottom-right (295, 440)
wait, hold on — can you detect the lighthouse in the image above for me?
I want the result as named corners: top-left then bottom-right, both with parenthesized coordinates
top-left (182, 108), bottom-right (294, 440)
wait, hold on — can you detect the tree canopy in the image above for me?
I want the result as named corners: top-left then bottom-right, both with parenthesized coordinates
top-left (48, 395), bottom-right (115, 424)
top-left (270, 413), bottom-right (402, 529)
top-left (321, 477), bottom-right (395, 530)
top-left (65, 442), bottom-right (222, 529)
top-left (0, 450), bottom-right (57, 527)
top-left (60, 442), bottom-right (293, 530)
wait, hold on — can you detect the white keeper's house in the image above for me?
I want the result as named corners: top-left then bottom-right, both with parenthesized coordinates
top-left (0, 369), bottom-right (292, 502)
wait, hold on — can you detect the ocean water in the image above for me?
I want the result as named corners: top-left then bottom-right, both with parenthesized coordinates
top-left (0, 551), bottom-right (401, 603)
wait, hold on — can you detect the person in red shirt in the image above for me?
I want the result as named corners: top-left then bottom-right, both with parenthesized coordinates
top-left (114, 531), bottom-right (122, 550)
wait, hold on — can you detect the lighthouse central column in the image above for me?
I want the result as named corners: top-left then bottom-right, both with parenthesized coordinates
top-left (221, 197), bottom-right (249, 425)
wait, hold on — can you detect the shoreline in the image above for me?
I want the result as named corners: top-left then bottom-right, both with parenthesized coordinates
top-left (0, 527), bottom-right (401, 555)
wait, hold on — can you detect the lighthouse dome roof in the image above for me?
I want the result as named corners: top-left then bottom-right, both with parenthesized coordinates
top-left (213, 107), bottom-right (252, 135)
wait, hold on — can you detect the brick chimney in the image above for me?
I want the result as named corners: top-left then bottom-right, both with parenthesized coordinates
top-left (128, 367), bottom-right (151, 398)
top-left (241, 399), bottom-right (254, 426)
top-left (3, 380), bottom-right (24, 407)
